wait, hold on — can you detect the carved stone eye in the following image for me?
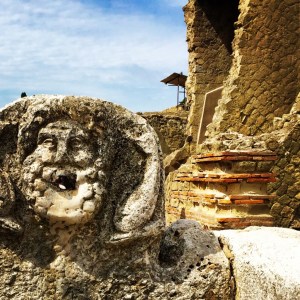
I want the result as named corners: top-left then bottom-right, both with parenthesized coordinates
top-left (70, 137), bottom-right (84, 150)
top-left (41, 138), bottom-right (55, 149)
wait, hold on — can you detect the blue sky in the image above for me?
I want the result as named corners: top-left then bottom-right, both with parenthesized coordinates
top-left (0, 0), bottom-right (188, 112)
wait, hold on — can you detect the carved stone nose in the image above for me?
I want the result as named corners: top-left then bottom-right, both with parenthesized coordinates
top-left (54, 174), bottom-right (77, 190)
top-left (54, 141), bottom-right (69, 163)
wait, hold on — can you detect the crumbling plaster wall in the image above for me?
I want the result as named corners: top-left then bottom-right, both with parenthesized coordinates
top-left (207, 0), bottom-right (299, 137)
top-left (183, 0), bottom-right (239, 148)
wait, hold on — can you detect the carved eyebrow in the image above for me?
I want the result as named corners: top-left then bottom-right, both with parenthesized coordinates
top-left (69, 132), bottom-right (89, 140)
top-left (37, 132), bottom-right (56, 143)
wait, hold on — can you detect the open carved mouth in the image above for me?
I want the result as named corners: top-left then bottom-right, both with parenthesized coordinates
top-left (53, 174), bottom-right (77, 191)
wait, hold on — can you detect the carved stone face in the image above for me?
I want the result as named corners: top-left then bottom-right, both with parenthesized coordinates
top-left (21, 120), bottom-right (106, 225)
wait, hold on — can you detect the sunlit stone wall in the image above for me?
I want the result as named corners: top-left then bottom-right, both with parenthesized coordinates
top-left (207, 0), bottom-right (299, 136)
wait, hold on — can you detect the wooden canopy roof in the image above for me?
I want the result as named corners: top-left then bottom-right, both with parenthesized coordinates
top-left (161, 72), bottom-right (187, 87)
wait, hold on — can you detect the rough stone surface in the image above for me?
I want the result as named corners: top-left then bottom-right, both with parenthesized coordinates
top-left (198, 96), bottom-right (300, 228)
top-left (183, 0), bottom-right (239, 149)
top-left (207, 0), bottom-right (299, 137)
top-left (166, 93), bottom-right (299, 229)
top-left (0, 95), bottom-right (232, 299)
top-left (140, 109), bottom-right (188, 158)
top-left (217, 227), bottom-right (300, 300)
top-left (164, 146), bottom-right (190, 176)
top-left (159, 220), bottom-right (232, 299)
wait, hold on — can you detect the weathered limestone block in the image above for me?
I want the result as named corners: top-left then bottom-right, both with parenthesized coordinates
top-left (0, 95), bottom-right (232, 299)
top-left (159, 220), bottom-right (232, 299)
top-left (217, 227), bottom-right (300, 300)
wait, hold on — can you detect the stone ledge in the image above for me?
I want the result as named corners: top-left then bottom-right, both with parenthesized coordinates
top-left (175, 172), bottom-right (276, 183)
top-left (165, 206), bottom-right (274, 229)
top-left (192, 151), bottom-right (277, 163)
top-left (196, 150), bottom-right (276, 157)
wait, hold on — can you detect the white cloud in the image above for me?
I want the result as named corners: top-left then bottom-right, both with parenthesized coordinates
top-left (0, 0), bottom-right (188, 111)
top-left (162, 0), bottom-right (188, 8)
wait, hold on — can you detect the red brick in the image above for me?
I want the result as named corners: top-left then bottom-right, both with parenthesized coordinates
top-left (233, 199), bottom-right (265, 204)
top-left (192, 154), bottom-right (277, 163)
top-left (230, 194), bottom-right (276, 200)
top-left (230, 195), bottom-right (250, 200)
top-left (247, 177), bottom-right (276, 183)
top-left (217, 217), bottom-right (245, 223)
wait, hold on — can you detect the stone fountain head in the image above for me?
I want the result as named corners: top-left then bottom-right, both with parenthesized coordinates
top-left (1, 95), bottom-right (165, 244)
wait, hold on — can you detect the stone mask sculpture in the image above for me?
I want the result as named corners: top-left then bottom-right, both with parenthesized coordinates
top-left (22, 120), bottom-right (101, 226)
top-left (0, 95), bottom-right (231, 299)
top-left (0, 95), bottom-right (164, 251)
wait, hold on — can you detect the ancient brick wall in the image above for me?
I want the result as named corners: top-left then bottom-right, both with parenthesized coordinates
top-left (165, 96), bottom-right (300, 229)
top-left (208, 0), bottom-right (299, 137)
top-left (183, 0), bottom-right (239, 147)
top-left (166, 150), bottom-right (277, 229)
top-left (141, 111), bottom-right (188, 157)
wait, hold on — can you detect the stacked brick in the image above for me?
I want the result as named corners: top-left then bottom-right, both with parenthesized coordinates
top-left (166, 150), bottom-right (277, 229)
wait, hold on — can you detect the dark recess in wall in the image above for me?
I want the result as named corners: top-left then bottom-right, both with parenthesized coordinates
top-left (198, 0), bottom-right (240, 53)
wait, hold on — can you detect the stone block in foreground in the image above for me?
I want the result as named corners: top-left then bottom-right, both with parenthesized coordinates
top-left (217, 226), bottom-right (300, 300)
top-left (0, 95), bottom-right (232, 299)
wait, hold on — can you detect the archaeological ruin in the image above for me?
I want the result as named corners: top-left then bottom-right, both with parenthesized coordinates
top-left (0, 0), bottom-right (299, 299)
top-left (0, 95), bottom-right (234, 299)
top-left (165, 0), bottom-right (300, 230)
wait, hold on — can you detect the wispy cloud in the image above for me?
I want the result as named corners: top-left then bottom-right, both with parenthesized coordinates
top-left (162, 0), bottom-right (188, 8)
top-left (0, 0), bottom-right (188, 111)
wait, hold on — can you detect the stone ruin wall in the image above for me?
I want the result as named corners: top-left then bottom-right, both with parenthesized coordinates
top-left (165, 0), bottom-right (300, 229)
top-left (208, 0), bottom-right (299, 136)
top-left (267, 96), bottom-right (300, 228)
top-left (183, 0), bottom-right (239, 148)
top-left (140, 110), bottom-right (188, 157)
top-left (205, 0), bottom-right (300, 228)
